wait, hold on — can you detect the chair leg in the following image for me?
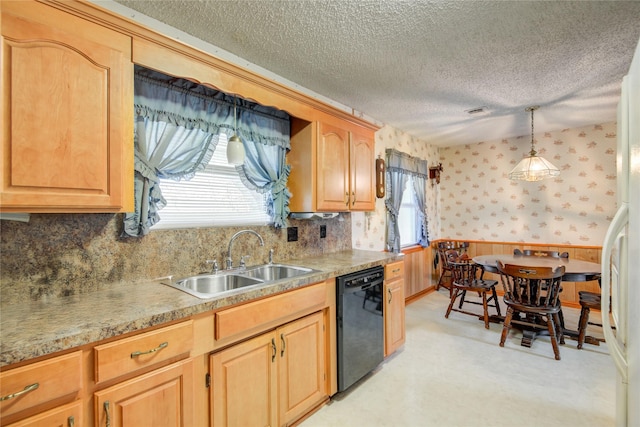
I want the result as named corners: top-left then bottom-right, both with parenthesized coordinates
top-left (547, 315), bottom-right (561, 360)
top-left (491, 287), bottom-right (501, 317)
top-left (481, 292), bottom-right (490, 329)
top-left (500, 308), bottom-right (513, 347)
top-left (553, 312), bottom-right (565, 345)
top-left (436, 270), bottom-right (444, 290)
top-left (445, 288), bottom-right (459, 319)
top-left (577, 306), bottom-right (590, 349)
top-left (458, 290), bottom-right (467, 309)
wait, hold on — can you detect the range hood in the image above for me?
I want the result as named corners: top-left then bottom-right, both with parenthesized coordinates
top-left (289, 212), bottom-right (340, 220)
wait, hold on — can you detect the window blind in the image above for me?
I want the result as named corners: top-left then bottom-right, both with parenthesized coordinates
top-left (151, 134), bottom-right (271, 229)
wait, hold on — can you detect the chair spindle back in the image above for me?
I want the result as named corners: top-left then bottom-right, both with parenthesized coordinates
top-left (497, 261), bottom-right (565, 308)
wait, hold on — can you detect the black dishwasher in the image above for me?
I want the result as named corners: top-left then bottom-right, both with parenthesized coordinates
top-left (336, 266), bottom-right (385, 392)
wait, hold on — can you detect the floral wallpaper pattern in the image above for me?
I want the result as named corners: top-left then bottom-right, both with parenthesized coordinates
top-left (352, 125), bottom-right (439, 251)
top-left (352, 121), bottom-right (617, 250)
top-left (438, 122), bottom-right (617, 245)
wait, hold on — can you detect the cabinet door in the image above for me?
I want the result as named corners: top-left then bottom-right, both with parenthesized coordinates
top-left (316, 123), bottom-right (350, 211)
top-left (94, 359), bottom-right (195, 427)
top-left (1, 1), bottom-right (133, 212)
top-left (5, 400), bottom-right (82, 427)
top-left (384, 278), bottom-right (406, 356)
top-left (349, 130), bottom-right (375, 211)
top-left (278, 312), bottom-right (326, 425)
top-left (210, 332), bottom-right (278, 427)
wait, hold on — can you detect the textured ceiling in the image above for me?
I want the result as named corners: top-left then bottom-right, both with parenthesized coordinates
top-left (109, 0), bottom-right (640, 147)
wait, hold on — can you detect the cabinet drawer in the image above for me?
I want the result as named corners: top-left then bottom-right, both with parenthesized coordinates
top-left (215, 283), bottom-right (326, 341)
top-left (94, 320), bottom-right (193, 383)
top-left (5, 400), bottom-right (82, 427)
top-left (0, 351), bottom-right (82, 420)
top-left (385, 261), bottom-right (404, 281)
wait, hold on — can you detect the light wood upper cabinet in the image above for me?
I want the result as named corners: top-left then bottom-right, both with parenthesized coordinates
top-left (0, 1), bottom-right (133, 213)
top-left (289, 119), bottom-right (375, 212)
top-left (349, 129), bottom-right (376, 211)
top-left (316, 123), bottom-right (351, 211)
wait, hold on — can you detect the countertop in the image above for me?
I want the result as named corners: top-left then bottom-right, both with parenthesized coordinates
top-left (0, 250), bottom-right (403, 367)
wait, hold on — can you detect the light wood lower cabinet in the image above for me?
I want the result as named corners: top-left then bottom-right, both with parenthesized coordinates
top-left (0, 351), bottom-right (82, 426)
top-left (5, 401), bottom-right (82, 427)
top-left (210, 311), bottom-right (326, 427)
top-left (384, 261), bottom-right (406, 356)
top-left (94, 358), bottom-right (196, 427)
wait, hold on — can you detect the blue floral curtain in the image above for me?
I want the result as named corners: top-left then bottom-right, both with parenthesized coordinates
top-left (123, 68), bottom-right (224, 237)
top-left (124, 66), bottom-right (291, 236)
top-left (385, 148), bottom-right (430, 252)
top-left (235, 100), bottom-right (291, 228)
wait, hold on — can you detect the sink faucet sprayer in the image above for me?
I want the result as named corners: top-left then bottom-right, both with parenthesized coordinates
top-left (226, 230), bottom-right (264, 270)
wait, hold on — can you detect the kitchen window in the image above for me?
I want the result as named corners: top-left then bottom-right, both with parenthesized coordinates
top-left (398, 176), bottom-right (420, 247)
top-left (151, 133), bottom-right (271, 229)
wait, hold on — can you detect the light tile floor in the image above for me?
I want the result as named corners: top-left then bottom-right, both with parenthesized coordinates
top-left (301, 289), bottom-right (616, 427)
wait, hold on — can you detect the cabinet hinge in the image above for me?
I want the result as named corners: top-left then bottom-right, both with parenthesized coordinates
top-left (205, 373), bottom-right (211, 388)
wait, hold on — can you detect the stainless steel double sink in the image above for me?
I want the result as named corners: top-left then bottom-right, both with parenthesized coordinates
top-left (163, 264), bottom-right (318, 299)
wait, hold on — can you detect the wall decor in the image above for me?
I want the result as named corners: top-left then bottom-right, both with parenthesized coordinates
top-left (376, 157), bottom-right (386, 198)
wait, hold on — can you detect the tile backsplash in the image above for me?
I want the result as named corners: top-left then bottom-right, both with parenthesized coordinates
top-left (0, 213), bottom-right (351, 303)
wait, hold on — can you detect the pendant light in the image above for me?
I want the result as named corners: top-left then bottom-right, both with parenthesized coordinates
top-left (226, 96), bottom-right (245, 165)
top-left (508, 106), bottom-right (560, 182)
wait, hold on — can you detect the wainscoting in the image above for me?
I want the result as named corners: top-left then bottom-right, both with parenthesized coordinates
top-left (401, 246), bottom-right (437, 303)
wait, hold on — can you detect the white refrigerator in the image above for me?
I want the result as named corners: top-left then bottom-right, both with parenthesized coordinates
top-left (601, 35), bottom-right (640, 427)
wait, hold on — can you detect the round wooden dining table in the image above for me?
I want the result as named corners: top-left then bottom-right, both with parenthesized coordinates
top-left (472, 254), bottom-right (602, 282)
top-left (473, 254), bottom-right (602, 347)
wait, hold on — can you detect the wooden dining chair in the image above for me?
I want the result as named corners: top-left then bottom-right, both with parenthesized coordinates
top-left (435, 242), bottom-right (456, 294)
top-left (513, 249), bottom-right (569, 258)
top-left (445, 257), bottom-right (501, 329)
top-left (496, 261), bottom-right (566, 360)
top-left (577, 290), bottom-right (605, 349)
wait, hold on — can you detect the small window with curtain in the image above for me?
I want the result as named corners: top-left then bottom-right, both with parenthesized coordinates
top-left (398, 175), bottom-right (420, 247)
top-left (151, 134), bottom-right (271, 229)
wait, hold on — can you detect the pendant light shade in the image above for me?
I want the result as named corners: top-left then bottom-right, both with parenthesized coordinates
top-left (509, 106), bottom-right (560, 182)
top-left (227, 96), bottom-right (245, 165)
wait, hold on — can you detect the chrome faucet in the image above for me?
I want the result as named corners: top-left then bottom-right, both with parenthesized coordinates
top-left (226, 230), bottom-right (264, 269)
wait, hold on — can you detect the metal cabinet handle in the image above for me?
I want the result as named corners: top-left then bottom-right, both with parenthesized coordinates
top-left (344, 192), bottom-right (349, 206)
top-left (352, 191), bottom-right (355, 205)
top-left (130, 341), bottom-right (168, 358)
top-left (392, 268), bottom-right (401, 273)
top-left (388, 288), bottom-right (392, 304)
top-left (271, 338), bottom-right (276, 362)
top-left (68, 415), bottom-right (75, 427)
top-left (280, 333), bottom-right (286, 357)
top-left (104, 401), bottom-right (111, 427)
top-left (0, 383), bottom-right (39, 401)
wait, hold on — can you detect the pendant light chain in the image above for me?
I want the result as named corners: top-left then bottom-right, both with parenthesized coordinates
top-left (527, 105), bottom-right (538, 156)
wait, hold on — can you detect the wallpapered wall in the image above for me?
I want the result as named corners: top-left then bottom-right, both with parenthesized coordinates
top-left (438, 122), bottom-right (617, 245)
top-left (352, 125), bottom-right (440, 251)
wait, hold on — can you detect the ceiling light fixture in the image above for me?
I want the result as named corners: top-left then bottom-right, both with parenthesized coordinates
top-left (508, 106), bottom-right (560, 182)
top-left (227, 96), bottom-right (245, 165)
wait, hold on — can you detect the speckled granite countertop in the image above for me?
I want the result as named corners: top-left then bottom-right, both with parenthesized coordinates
top-left (0, 250), bottom-right (402, 367)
